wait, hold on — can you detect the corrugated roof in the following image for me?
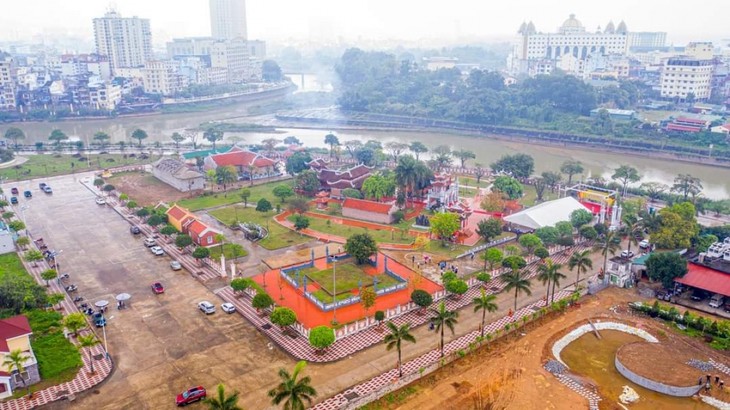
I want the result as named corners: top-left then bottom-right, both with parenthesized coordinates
top-left (210, 149), bottom-right (276, 168)
top-left (0, 316), bottom-right (31, 352)
top-left (676, 263), bottom-right (730, 296)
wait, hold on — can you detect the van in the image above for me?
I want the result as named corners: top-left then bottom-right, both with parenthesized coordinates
top-left (143, 237), bottom-right (156, 247)
top-left (639, 239), bottom-right (650, 249)
top-left (709, 294), bottom-right (725, 308)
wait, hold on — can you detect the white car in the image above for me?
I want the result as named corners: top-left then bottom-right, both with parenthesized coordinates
top-left (143, 237), bottom-right (157, 247)
top-left (198, 301), bottom-right (215, 314)
top-left (620, 249), bottom-right (635, 258)
top-left (221, 303), bottom-right (236, 314)
top-left (150, 246), bottom-right (164, 256)
top-left (95, 197), bottom-right (106, 205)
top-left (639, 239), bottom-right (650, 249)
top-left (170, 261), bottom-right (182, 271)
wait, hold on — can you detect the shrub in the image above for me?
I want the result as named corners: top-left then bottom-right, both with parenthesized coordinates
top-left (476, 272), bottom-right (492, 284)
top-left (252, 293), bottom-right (274, 311)
top-left (411, 289), bottom-right (433, 308)
top-left (309, 325), bottom-right (335, 350)
top-left (375, 310), bottom-right (385, 323)
top-left (270, 307), bottom-right (297, 328)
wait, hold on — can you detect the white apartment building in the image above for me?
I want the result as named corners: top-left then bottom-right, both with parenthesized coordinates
top-left (660, 47), bottom-right (714, 101)
top-left (93, 10), bottom-right (152, 74)
top-left (628, 32), bottom-right (667, 50)
top-left (210, 0), bottom-right (247, 40)
top-left (210, 39), bottom-right (249, 83)
top-left (142, 61), bottom-right (188, 96)
top-left (88, 81), bottom-right (122, 110)
top-left (510, 14), bottom-right (629, 75)
top-left (0, 55), bottom-right (17, 110)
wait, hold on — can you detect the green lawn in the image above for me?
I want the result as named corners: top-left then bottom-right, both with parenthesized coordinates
top-left (298, 262), bottom-right (400, 303)
top-left (24, 310), bottom-right (82, 383)
top-left (289, 215), bottom-right (415, 245)
top-left (519, 184), bottom-right (559, 207)
top-left (208, 206), bottom-right (309, 250)
top-left (311, 289), bottom-right (358, 304)
top-left (208, 243), bottom-right (249, 260)
top-left (459, 176), bottom-right (490, 189)
top-left (0, 153), bottom-right (158, 182)
top-left (178, 179), bottom-right (294, 211)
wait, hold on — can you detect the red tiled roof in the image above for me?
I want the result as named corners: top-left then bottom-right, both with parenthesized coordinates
top-left (317, 164), bottom-right (373, 189)
top-left (666, 123), bottom-right (702, 133)
top-left (187, 220), bottom-right (209, 236)
top-left (0, 316), bottom-right (31, 352)
top-left (342, 198), bottom-right (394, 215)
top-left (675, 263), bottom-right (730, 296)
top-left (211, 149), bottom-right (276, 168)
top-left (675, 117), bottom-right (707, 125)
top-left (166, 205), bottom-right (191, 221)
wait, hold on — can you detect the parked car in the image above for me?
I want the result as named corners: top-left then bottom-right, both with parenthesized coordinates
top-left (92, 312), bottom-right (106, 327)
top-left (38, 183), bottom-right (46, 189)
top-left (691, 289), bottom-right (709, 301)
top-left (150, 246), bottom-right (164, 256)
top-left (95, 197), bottom-right (106, 205)
top-left (723, 302), bottom-right (730, 313)
top-left (143, 237), bottom-right (156, 247)
top-left (23, 190), bottom-right (32, 198)
top-left (198, 301), bottom-right (215, 315)
top-left (151, 282), bottom-right (165, 294)
top-left (130, 226), bottom-right (141, 235)
top-left (175, 386), bottom-right (206, 406)
top-left (709, 294), bottom-right (725, 308)
top-left (170, 261), bottom-right (182, 271)
top-left (620, 250), bottom-right (634, 258)
top-left (221, 303), bottom-right (236, 314)
top-left (10, 187), bottom-right (18, 195)
top-left (639, 239), bottom-right (651, 249)
top-left (42, 186), bottom-right (52, 194)
top-left (10, 197), bottom-right (17, 204)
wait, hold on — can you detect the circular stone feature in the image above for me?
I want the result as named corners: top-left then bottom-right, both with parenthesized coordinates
top-left (616, 342), bottom-right (702, 391)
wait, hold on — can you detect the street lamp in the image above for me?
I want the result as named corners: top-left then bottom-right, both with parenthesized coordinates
top-left (19, 205), bottom-right (28, 236)
top-left (332, 255), bottom-right (338, 324)
top-left (52, 250), bottom-right (63, 271)
top-left (101, 312), bottom-right (109, 360)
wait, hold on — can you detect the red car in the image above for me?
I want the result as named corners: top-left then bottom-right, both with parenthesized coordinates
top-left (10, 187), bottom-right (18, 195)
top-left (151, 282), bottom-right (164, 294)
top-left (176, 386), bottom-right (206, 406)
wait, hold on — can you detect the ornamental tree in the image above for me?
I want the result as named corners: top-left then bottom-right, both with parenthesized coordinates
top-left (429, 212), bottom-right (461, 246)
top-left (411, 289), bottom-right (433, 309)
top-left (309, 326), bottom-right (335, 351)
top-left (270, 307), bottom-right (297, 329)
top-left (345, 233), bottom-right (377, 264)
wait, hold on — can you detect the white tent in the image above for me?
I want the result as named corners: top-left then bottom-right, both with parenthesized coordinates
top-left (504, 197), bottom-right (589, 230)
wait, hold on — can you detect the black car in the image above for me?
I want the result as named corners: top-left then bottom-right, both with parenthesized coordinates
top-left (23, 190), bottom-right (32, 198)
top-left (130, 226), bottom-right (141, 235)
top-left (10, 197), bottom-right (17, 204)
top-left (39, 182), bottom-right (47, 189)
top-left (691, 289), bottom-right (708, 301)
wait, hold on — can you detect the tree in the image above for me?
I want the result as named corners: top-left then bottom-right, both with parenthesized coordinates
top-left (537, 259), bottom-right (566, 303)
top-left (453, 149), bottom-right (476, 168)
top-left (409, 141), bottom-right (428, 161)
top-left (360, 286), bottom-right (376, 313)
top-left (237, 189), bottom-right (251, 209)
top-left (204, 384), bottom-right (243, 410)
top-left (285, 152), bottom-right (312, 175)
top-left (341, 188), bottom-right (362, 199)
top-left (480, 191), bottom-right (505, 212)
top-left (361, 174), bottom-right (396, 200)
top-left (646, 252), bottom-right (688, 289)
top-left (48, 129), bottom-right (68, 146)
top-left (175, 234), bottom-right (193, 249)
top-left (411, 289), bottom-right (433, 309)
top-left (568, 249), bottom-right (593, 288)
top-left (395, 155), bottom-right (433, 205)
top-left (641, 182), bottom-right (669, 202)
top-left (570, 209), bottom-right (593, 228)
top-left (295, 170), bottom-right (320, 196)
top-left (445, 279), bottom-right (468, 297)
top-left (288, 198), bottom-right (310, 215)
top-left (429, 301), bottom-right (458, 357)
top-left (473, 289), bottom-right (498, 338)
top-left (48, 293), bottom-right (65, 310)
top-left (324, 133), bottom-right (340, 159)
top-left (262, 138), bottom-right (281, 157)
top-left (15, 236), bottom-right (29, 250)
top-left (518, 233), bottom-right (543, 256)
top-left (345, 233), bottom-right (377, 264)
top-left (501, 268), bottom-right (532, 312)
top-left (41, 269), bottom-right (58, 286)
top-left (262, 60), bottom-right (284, 82)
top-left (8, 220), bottom-right (25, 232)
top-left (476, 218), bottom-right (502, 243)
top-left (541, 171), bottom-right (562, 192)
top-left (579, 225), bottom-right (598, 241)
top-left (429, 212), bottom-right (461, 245)
top-left (91, 131), bottom-right (110, 150)
top-left (502, 255), bottom-right (526, 269)
top-left (268, 361), bottom-right (317, 410)
top-left (309, 326), bottom-right (335, 352)
top-left (192, 246), bottom-right (210, 262)
top-left (560, 160), bottom-right (584, 185)
top-left (4, 127), bottom-right (25, 149)
top-left (256, 198), bottom-right (273, 213)
top-left (273, 185), bottom-right (295, 203)
top-left (77, 334), bottom-right (101, 374)
top-left (252, 293), bottom-right (274, 312)
top-left (696, 234), bottom-right (719, 253)
top-left (355, 147), bottom-right (376, 166)
top-left (384, 322), bottom-right (416, 377)
top-left (284, 136), bottom-right (301, 146)
top-left (671, 174), bottom-right (703, 201)
top-left (490, 154), bottom-right (534, 178)
top-left (3, 349), bottom-right (30, 397)
top-left (292, 215), bottom-right (310, 234)
top-left (374, 311), bottom-right (385, 327)
top-left (63, 312), bottom-right (87, 336)
top-left (533, 177), bottom-right (547, 201)
top-left (385, 141), bottom-right (409, 162)
top-left (170, 132), bottom-right (185, 149)
top-left (611, 165), bottom-right (640, 196)
top-left (473, 163), bottom-right (486, 184)
top-left (203, 128), bottom-right (224, 150)
top-left (491, 176), bottom-right (523, 200)
top-left (230, 278), bottom-right (250, 294)
top-left (432, 145), bottom-right (452, 170)
top-left (24, 249), bottom-right (43, 266)
top-left (130, 129), bottom-right (148, 147)
top-left (215, 165), bottom-right (237, 192)
top-left (652, 202), bottom-right (699, 249)
top-left (160, 225), bottom-right (177, 236)
top-left (270, 307), bottom-right (297, 329)
top-left (481, 247), bottom-right (503, 271)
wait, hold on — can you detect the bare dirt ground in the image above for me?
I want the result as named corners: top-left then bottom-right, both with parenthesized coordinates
top-left (108, 171), bottom-right (197, 206)
top-left (371, 287), bottom-right (730, 410)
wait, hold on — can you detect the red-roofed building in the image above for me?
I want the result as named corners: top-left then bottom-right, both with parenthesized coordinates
top-left (203, 146), bottom-right (280, 181)
top-left (675, 263), bottom-right (730, 297)
top-left (314, 164), bottom-right (373, 198)
top-left (0, 315), bottom-right (39, 398)
top-left (342, 198), bottom-right (398, 224)
top-left (166, 204), bottom-right (195, 232)
top-left (666, 123), bottom-right (703, 133)
top-left (665, 116), bottom-right (710, 133)
top-left (183, 218), bottom-right (222, 247)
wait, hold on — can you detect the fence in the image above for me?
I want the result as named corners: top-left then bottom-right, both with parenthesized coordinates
top-left (456, 235), bottom-right (514, 259)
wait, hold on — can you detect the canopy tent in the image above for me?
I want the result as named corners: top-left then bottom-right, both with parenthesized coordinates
top-left (503, 197), bottom-right (589, 230)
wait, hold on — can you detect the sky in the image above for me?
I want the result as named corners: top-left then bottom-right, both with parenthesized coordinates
top-left (0, 0), bottom-right (727, 49)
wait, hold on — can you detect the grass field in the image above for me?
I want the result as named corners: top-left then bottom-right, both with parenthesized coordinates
top-left (519, 184), bottom-right (559, 207)
top-left (178, 179), bottom-right (294, 211)
top-left (459, 176), bottom-right (491, 189)
top-left (288, 215), bottom-right (415, 245)
top-left (300, 262), bottom-right (400, 296)
top-left (208, 243), bottom-right (249, 260)
top-left (0, 153), bottom-right (158, 182)
top-left (25, 310), bottom-right (82, 386)
top-left (209, 205), bottom-right (309, 250)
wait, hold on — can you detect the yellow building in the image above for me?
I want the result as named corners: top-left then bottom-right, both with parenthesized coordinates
top-left (0, 315), bottom-right (39, 398)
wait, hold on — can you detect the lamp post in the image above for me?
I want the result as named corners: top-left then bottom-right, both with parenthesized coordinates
top-left (332, 255), bottom-right (338, 324)
top-left (101, 311), bottom-right (109, 360)
top-left (52, 249), bottom-right (63, 271)
top-left (19, 205), bottom-right (28, 236)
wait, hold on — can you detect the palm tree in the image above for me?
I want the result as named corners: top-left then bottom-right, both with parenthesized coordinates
top-left (593, 230), bottom-right (618, 278)
top-left (537, 259), bottom-right (567, 303)
top-left (384, 322), bottom-right (416, 377)
top-left (324, 133), bottom-right (339, 159)
top-left (568, 249), bottom-right (594, 289)
top-left (268, 361), bottom-right (317, 410)
top-left (429, 301), bottom-right (458, 358)
top-left (473, 289), bottom-right (498, 338)
top-left (204, 384), bottom-right (243, 410)
top-left (3, 349), bottom-right (30, 397)
top-left (77, 333), bottom-right (100, 374)
top-left (501, 267), bottom-right (532, 312)
top-left (621, 217), bottom-right (644, 254)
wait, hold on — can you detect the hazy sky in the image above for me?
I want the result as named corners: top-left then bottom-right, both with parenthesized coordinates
top-left (1, 0), bottom-right (726, 47)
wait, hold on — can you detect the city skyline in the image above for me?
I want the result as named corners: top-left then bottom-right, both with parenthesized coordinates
top-left (0, 0), bottom-right (727, 49)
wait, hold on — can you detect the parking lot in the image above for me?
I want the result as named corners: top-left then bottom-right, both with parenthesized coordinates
top-left (4, 173), bottom-right (297, 409)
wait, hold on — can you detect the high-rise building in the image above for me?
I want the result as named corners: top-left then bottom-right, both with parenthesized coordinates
top-left (142, 60), bottom-right (188, 96)
top-left (0, 53), bottom-right (17, 110)
top-left (660, 43), bottom-right (715, 101)
top-left (210, 0), bottom-right (248, 40)
top-left (93, 10), bottom-right (153, 74)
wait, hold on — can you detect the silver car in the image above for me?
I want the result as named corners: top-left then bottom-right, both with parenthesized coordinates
top-left (198, 301), bottom-right (215, 314)
top-left (170, 261), bottom-right (182, 271)
top-left (221, 303), bottom-right (236, 314)
top-left (150, 246), bottom-right (164, 256)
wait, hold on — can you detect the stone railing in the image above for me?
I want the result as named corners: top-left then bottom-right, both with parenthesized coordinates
top-left (615, 355), bottom-right (702, 397)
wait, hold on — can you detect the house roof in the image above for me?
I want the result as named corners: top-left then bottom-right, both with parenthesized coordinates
top-left (342, 198), bottom-right (394, 215)
top-left (503, 197), bottom-right (589, 230)
top-left (181, 146), bottom-right (232, 160)
top-left (666, 123), bottom-right (702, 133)
top-left (210, 148), bottom-right (276, 168)
top-left (187, 219), bottom-right (220, 238)
top-left (154, 158), bottom-right (204, 180)
top-left (675, 117), bottom-right (708, 125)
top-left (0, 316), bottom-right (31, 352)
top-left (167, 205), bottom-right (192, 222)
top-left (676, 263), bottom-right (730, 297)
top-left (317, 164), bottom-right (373, 189)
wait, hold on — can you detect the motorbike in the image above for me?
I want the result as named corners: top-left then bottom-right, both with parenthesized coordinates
top-left (73, 296), bottom-right (83, 302)
top-left (78, 303), bottom-right (89, 309)
top-left (60, 273), bottom-right (70, 280)
top-left (65, 285), bottom-right (78, 292)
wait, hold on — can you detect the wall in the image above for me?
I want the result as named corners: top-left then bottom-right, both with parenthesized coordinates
top-left (615, 355), bottom-right (701, 397)
top-left (342, 207), bottom-right (393, 225)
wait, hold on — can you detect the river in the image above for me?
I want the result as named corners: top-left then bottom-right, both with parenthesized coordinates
top-left (2, 103), bottom-right (730, 199)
